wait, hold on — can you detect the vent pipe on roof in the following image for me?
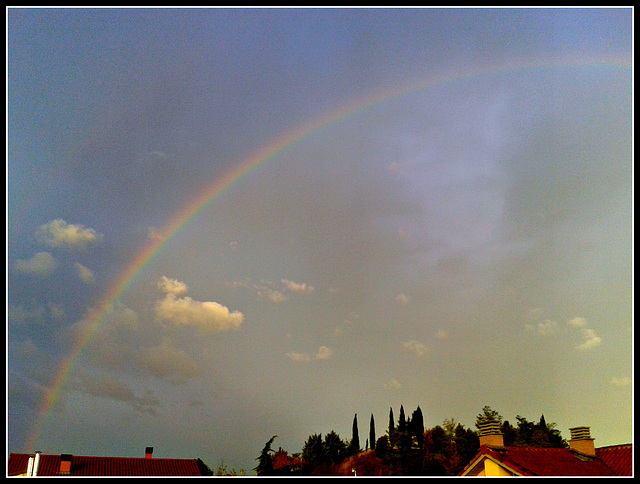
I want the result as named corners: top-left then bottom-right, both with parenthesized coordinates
top-left (145, 447), bottom-right (154, 459)
top-left (30, 452), bottom-right (42, 477)
top-left (569, 426), bottom-right (596, 456)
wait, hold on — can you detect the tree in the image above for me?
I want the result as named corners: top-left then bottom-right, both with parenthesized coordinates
top-left (515, 414), bottom-right (566, 448)
top-left (410, 407), bottom-right (424, 449)
top-left (369, 414), bottom-right (376, 454)
top-left (324, 430), bottom-right (349, 466)
top-left (398, 405), bottom-right (406, 431)
top-left (254, 435), bottom-right (277, 475)
top-left (388, 407), bottom-right (395, 435)
top-left (475, 405), bottom-right (502, 429)
top-left (302, 433), bottom-right (325, 471)
top-left (350, 413), bottom-right (360, 454)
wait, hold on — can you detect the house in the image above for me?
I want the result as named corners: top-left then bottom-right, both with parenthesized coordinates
top-left (7, 447), bottom-right (208, 476)
top-left (459, 423), bottom-right (632, 476)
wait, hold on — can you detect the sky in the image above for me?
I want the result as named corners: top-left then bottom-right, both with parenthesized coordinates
top-left (7, 7), bottom-right (632, 474)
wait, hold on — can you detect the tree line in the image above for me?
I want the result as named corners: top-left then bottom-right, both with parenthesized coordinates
top-left (254, 405), bottom-right (567, 476)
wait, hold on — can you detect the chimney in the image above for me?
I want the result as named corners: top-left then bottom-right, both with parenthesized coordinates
top-left (478, 420), bottom-right (504, 448)
top-left (32, 452), bottom-right (42, 476)
top-left (145, 447), bottom-right (154, 459)
top-left (59, 454), bottom-right (72, 475)
top-left (569, 426), bottom-right (596, 456)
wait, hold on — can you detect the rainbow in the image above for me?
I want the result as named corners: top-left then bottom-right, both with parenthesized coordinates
top-left (25, 53), bottom-right (630, 451)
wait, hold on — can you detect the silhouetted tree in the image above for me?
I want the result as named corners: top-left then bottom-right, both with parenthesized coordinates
top-left (410, 406), bottom-right (424, 449)
top-left (254, 435), bottom-right (277, 475)
top-left (350, 414), bottom-right (360, 455)
top-left (302, 433), bottom-right (325, 471)
top-left (324, 430), bottom-right (349, 466)
top-left (388, 407), bottom-right (394, 435)
top-left (369, 414), bottom-right (376, 453)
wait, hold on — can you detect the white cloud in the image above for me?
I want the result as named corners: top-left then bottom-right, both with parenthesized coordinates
top-left (285, 351), bottom-right (311, 363)
top-left (74, 262), bottom-right (96, 284)
top-left (14, 252), bottom-right (56, 277)
top-left (610, 376), bottom-right (631, 387)
top-left (267, 290), bottom-right (288, 303)
top-left (281, 278), bottom-right (315, 294)
top-left (402, 340), bottom-right (428, 357)
top-left (155, 277), bottom-right (243, 332)
top-left (158, 276), bottom-right (189, 296)
top-left (286, 346), bottom-right (333, 363)
top-left (384, 379), bottom-right (402, 390)
top-left (156, 293), bottom-right (243, 332)
top-left (147, 226), bottom-right (164, 241)
top-left (567, 316), bottom-right (588, 328)
top-left (576, 328), bottom-right (602, 350)
top-left (436, 329), bottom-right (449, 340)
top-left (314, 346), bottom-right (333, 360)
top-left (525, 319), bottom-right (557, 336)
top-left (35, 219), bottom-right (103, 249)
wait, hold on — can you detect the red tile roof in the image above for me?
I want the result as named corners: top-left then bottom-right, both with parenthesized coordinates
top-left (8, 453), bottom-right (204, 476)
top-left (461, 444), bottom-right (632, 476)
top-left (596, 444), bottom-right (633, 476)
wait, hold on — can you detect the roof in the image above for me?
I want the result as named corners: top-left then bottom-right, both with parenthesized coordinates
top-left (596, 444), bottom-right (633, 476)
top-left (8, 453), bottom-right (205, 477)
top-left (460, 444), bottom-right (633, 476)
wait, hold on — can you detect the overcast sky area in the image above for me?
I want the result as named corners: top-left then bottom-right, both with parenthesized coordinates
top-left (7, 7), bottom-right (632, 473)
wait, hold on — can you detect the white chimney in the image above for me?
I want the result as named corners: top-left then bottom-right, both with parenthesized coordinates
top-left (32, 451), bottom-right (42, 476)
top-left (569, 426), bottom-right (596, 456)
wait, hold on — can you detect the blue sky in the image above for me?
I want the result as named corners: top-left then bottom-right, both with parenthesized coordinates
top-left (7, 7), bottom-right (632, 473)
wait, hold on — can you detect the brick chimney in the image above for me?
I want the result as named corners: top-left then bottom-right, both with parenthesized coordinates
top-left (59, 454), bottom-right (72, 475)
top-left (145, 447), bottom-right (154, 459)
top-left (569, 427), bottom-right (596, 456)
top-left (478, 420), bottom-right (504, 447)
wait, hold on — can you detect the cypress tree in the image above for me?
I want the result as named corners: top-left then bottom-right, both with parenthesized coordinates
top-left (411, 406), bottom-right (424, 449)
top-left (369, 414), bottom-right (376, 453)
top-left (388, 407), bottom-right (395, 434)
top-left (350, 413), bottom-right (360, 454)
top-left (399, 405), bottom-right (406, 431)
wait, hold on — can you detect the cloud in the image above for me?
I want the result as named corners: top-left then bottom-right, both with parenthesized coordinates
top-left (75, 372), bottom-right (161, 415)
top-left (402, 340), bottom-right (428, 357)
top-left (436, 330), bottom-right (449, 340)
top-left (610, 376), bottom-right (631, 387)
top-left (139, 337), bottom-right (202, 382)
top-left (35, 219), bottom-right (103, 249)
top-left (14, 252), bottom-right (56, 277)
top-left (285, 345), bottom-right (333, 363)
top-left (384, 379), bottom-right (402, 390)
top-left (74, 262), bottom-right (96, 284)
top-left (156, 277), bottom-right (243, 332)
top-left (285, 351), bottom-right (311, 363)
top-left (567, 317), bottom-right (588, 328)
top-left (576, 328), bottom-right (602, 350)
top-left (158, 276), bottom-right (189, 296)
top-left (525, 319), bottom-right (557, 336)
top-left (281, 279), bottom-right (315, 294)
top-left (395, 293), bottom-right (411, 306)
top-left (76, 302), bottom-right (203, 384)
top-left (314, 346), bottom-right (333, 360)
